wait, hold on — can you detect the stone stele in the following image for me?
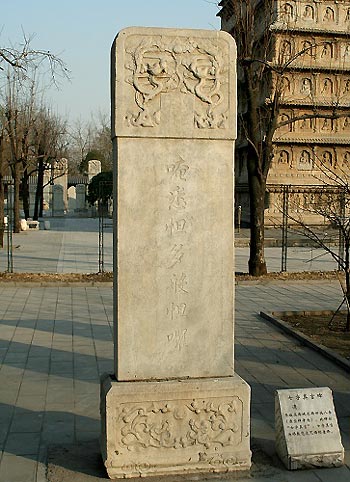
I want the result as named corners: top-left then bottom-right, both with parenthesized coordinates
top-left (275, 387), bottom-right (344, 470)
top-left (100, 26), bottom-right (251, 478)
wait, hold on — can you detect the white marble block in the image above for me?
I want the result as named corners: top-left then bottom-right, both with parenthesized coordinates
top-left (101, 375), bottom-right (251, 478)
top-left (101, 26), bottom-right (251, 478)
top-left (275, 387), bottom-right (344, 470)
top-left (112, 26), bottom-right (236, 382)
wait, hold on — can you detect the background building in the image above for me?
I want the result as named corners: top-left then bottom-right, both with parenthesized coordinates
top-left (219, 0), bottom-right (350, 225)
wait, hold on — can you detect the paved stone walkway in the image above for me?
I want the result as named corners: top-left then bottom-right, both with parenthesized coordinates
top-left (0, 218), bottom-right (113, 274)
top-left (0, 280), bottom-right (349, 481)
top-left (0, 218), bottom-right (349, 480)
top-left (0, 217), bottom-right (340, 274)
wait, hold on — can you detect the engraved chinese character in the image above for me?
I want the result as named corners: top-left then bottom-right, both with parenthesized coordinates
top-left (303, 394), bottom-right (308, 400)
top-left (166, 218), bottom-right (187, 237)
top-left (169, 186), bottom-right (187, 211)
top-left (166, 244), bottom-right (184, 268)
top-left (317, 393), bottom-right (323, 398)
top-left (167, 302), bottom-right (187, 320)
top-left (167, 329), bottom-right (188, 350)
top-left (171, 272), bottom-right (189, 295)
top-left (167, 157), bottom-right (189, 181)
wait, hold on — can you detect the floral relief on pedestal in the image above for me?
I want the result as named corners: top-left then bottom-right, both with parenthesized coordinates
top-left (118, 397), bottom-right (243, 451)
top-left (124, 36), bottom-right (229, 129)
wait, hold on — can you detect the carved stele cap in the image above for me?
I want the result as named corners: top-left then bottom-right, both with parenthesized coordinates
top-left (111, 27), bottom-right (236, 140)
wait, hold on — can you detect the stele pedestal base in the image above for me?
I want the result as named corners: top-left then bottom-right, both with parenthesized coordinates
top-left (100, 374), bottom-right (251, 479)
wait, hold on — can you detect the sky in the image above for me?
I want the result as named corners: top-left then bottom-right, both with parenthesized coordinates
top-left (1, 0), bottom-right (221, 125)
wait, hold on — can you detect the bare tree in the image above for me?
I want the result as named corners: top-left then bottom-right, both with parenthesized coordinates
top-left (1, 70), bottom-right (35, 231)
top-left (68, 112), bottom-right (112, 175)
top-left (68, 118), bottom-right (93, 174)
top-left (0, 31), bottom-right (69, 86)
top-left (280, 155), bottom-right (350, 331)
top-left (0, 32), bottom-right (69, 236)
top-left (90, 111), bottom-right (112, 172)
top-left (31, 107), bottom-right (68, 219)
top-left (218, 0), bottom-right (350, 275)
top-left (0, 129), bottom-right (5, 247)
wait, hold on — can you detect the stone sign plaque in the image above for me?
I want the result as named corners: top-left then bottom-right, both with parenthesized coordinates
top-left (275, 387), bottom-right (344, 470)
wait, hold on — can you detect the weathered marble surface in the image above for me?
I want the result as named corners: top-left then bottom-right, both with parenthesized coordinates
top-left (111, 27), bottom-right (236, 139)
top-left (115, 137), bottom-right (234, 380)
top-left (101, 26), bottom-right (250, 479)
top-left (101, 375), bottom-right (251, 478)
top-left (112, 27), bottom-right (236, 381)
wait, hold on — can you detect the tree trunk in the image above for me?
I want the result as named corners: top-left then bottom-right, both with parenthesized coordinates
top-left (34, 159), bottom-right (44, 221)
top-left (22, 167), bottom-right (30, 219)
top-left (345, 244), bottom-right (350, 332)
top-left (0, 174), bottom-right (4, 248)
top-left (0, 137), bottom-right (4, 248)
top-left (13, 163), bottom-right (21, 233)
top-left (248, 171), bottom-right (267, 276)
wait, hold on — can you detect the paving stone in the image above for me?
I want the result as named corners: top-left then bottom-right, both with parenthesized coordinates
top-left (9, 412), bottom-right (44, 433)
top-left (4, 432), bottom-right (41, 455)
top-left (0, 232), bottom-right (349, 480)
top-left (0, 454), bottom-right (37, 482)
top-left (314, 465), bottom-right (350, 482)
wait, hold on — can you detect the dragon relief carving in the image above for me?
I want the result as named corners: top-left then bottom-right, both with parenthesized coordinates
top-left (124, 36), bottom-right (228, 129)
top-left (118, 397), bottom-right (242, 451)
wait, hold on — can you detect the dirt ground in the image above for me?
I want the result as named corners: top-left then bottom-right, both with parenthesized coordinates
top-left (0, 272), bottom-right (113, 283)
top-left (280, 312), bottom-right (350, 360)
top-left (0, 269), bottom-right (340, 283)
top-left (235, 270), bottom-right (341, 281)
